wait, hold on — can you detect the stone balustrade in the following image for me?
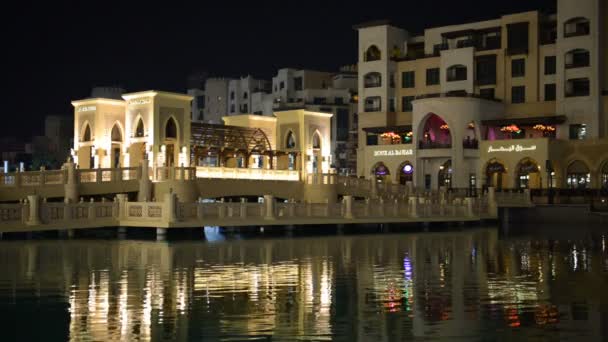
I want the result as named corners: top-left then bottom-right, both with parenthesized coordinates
top-left (196, 167), bottom-right (300, 181)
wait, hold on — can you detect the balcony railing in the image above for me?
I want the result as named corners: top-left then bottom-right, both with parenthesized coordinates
top-left (564, 27), bottom-right (590, 38)
top-left (364, 81), bottom-right (381, 88)
top-left (364, 107), bottom-right (381, 112)
top-left (418, 141), bottom-right (452, 149)
top-left (463, 139), bottom-right (479, 149)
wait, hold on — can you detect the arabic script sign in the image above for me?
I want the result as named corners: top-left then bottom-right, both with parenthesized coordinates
top-left (487, 144), bottom-right (537, 153)
top-left (77, 106), bottom-right (96, 113)
top-left (373, 149), bottom-right (414, 157)
top-left (129, 98), bottom-right (151, 105)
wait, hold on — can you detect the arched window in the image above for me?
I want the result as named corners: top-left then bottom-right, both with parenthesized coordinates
top-left (566, 160), bottom-right (590, 189)
top-left (135, 118), bottom-right (145, 137)
top-left (365, 45), bottom-right (381, 62)
top-left (286, 131), bottom-right (296, 149)
top-left (419, 113), bottom-right (452, 149)
top-left (515, 158), bottom-right (540, 189)
top-left (364, 72), bottom-right (382, 88)
top-left (398, 161), bottom-right (413, 185)
top-left (82, 123), bottom-right (91, 142)
top-left (565, 49), bottom-right (590, 69)
top-left (312, 132), bottom-right (321, 149)
top-left (371, 162), bottom-right (390, 182)
top-left (165, 117), bottom-right (177, 139)
top-left (446, 65), bottom-right (467, 81)
top-left (564, 17), bottom-right (590, 38)
top-left (111, 124), bottom-right (122, 142)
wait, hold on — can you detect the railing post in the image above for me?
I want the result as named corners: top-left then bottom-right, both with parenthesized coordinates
top-left (487, 187), bottom-right (497, 217)
top-left (96, 168), bottom-right (102, 183)
top-left (240, 197), bottom-right (247, 219)
top-left (116, 194), bottom-right (128, 220)
top-left (179, 165), bottom-right (185, 181)
top-left (88, 198), bottom-right (96, 219)
top-left (264, 195), bottom-right (275, 220)
top-left (370, 175), bottom-right (378, 199)
top-left (218, 198), bottom-right (226, 218)
top-left (26, 195), bottom-right (41, 225)
top-left (63, 197), bottom-right (72, 221)
top-left (343, 195), bottom-right (354, 219)
top-left (39, 167), bottom-right (46, 186)
top-left (409, 196), bottom-right (418, 218)
top-left (164, 193), bottom-right (177, 223)
top-left (393, 198), bottom-right (399, 217)
top-left (138, 158), bottom-right (152, 202)
top-left (364, 198), bottom-right (370, 216)
top-left (464, 198), bottom-right (474, 217)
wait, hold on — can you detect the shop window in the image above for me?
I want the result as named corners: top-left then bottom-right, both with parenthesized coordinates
top-left (426, 68), bottom-right (440, 85)
top-left (512, 86), bottom-right (526, 104)
top-left (402, 71), bottom-right (415, 88)
top-left (512, 58), bottom-right (526, 77)
top-left (544, 56), bottom-right (556, 75)
top-left (566, 160), bottom-right (591, 189)
top-left (544, 84), bottom-right (556, 101)
top-left (398, 161), bottom-right (413, 185)
top-left (447, 65), bottom-right (467, 82)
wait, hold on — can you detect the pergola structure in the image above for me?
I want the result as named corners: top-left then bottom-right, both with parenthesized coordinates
top-left (190, 123), bottom-right (276, 168)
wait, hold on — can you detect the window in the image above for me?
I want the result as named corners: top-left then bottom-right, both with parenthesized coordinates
top-left (565, 78), bottom-right (590, 97)
top-left (426, 68), bottom-right (440, 85)
top-left (230, 104), bottom-right (235, 113)
top-left (367, 134), bottom-right (378, 146)
top-left (389, 98), bottom-right (395, 112)
top-left (365, 45), bottom-right (381, 62)
top-left (540, 21), bottom-right (557, 45)
top-left (364, 72), bottom-right (382, 88)
top-left (313, 97), bottom-right (326, 104)
top-left (286, 131), bottom-right (296, 149)
top-left (565, 49), bottom-right (590, 69)
top-left (364, 97), bottom-right (381, 112)
top-left (544, 84), bottom-right (556, 101)
top-left (335, 97), bottom-right (344, 105)
top-left (564, 17), bottom-right (590, 38)
top-left (135, 119), bottom-right (144, 138)
top-left (507, 22), bottom-right (529, 55)
top-left (243, 91), bottom-right (248, 99)
top-left (294, 77), bottom-right (303, 91)
top-left (230, 91), bottom-right (235, 100)
top-left (401, 96), bottom-right (415, 112)
top-left (544, 56), bottom-right (556, 75)
top-left (337, 108), bottom-right (349, 141)
top-left (111, 124), bottom-right (122, 142)
top-left (196, 95), bottom-right (205, 108)
top-left (165, 118), bottom-right (177, 139)
top-left (389, 73), bottom-right (395, 88)
top-left (476, 55), bottom-right (496, 85)
top-left (569, 124), bottom-right (587, 140)
top-left (446, 65), bottom-right (467, 81)
top-left (402, 71), bottom-right (415, 88)
top-left (512, 86), bottom-right (525, 104)
top-left (479, 88), bottom-right (495, 100)
top-left (512, 58), bottom-right (525, 77)
top-left (279, 81), bottom-right (285, 90)
top-left (82, 124), bottom-right (91, 142)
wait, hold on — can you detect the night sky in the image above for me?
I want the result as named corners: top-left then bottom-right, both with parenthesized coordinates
top-left (4, 0), bottom-right (555, 138)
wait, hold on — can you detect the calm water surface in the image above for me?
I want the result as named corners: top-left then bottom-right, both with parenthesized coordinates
top-left (1, 226), bottom-right (607, 341)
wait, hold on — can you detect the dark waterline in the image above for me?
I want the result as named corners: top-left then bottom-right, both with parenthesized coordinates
top-left (1, 224), bottom-right (607, 341)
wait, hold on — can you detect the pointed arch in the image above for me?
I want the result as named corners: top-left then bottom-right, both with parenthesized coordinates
top-left (164, 116), bottom-right (178, 139)
top-left (285, 130), bottom-right (296, 149)
top-left (134, 116), bottom-right (145, 138)
top-left (111, 122), bottom-right (123, 142)
top-left (417, 113), bottom-right (452, 149)
top-left (312, 130), bottom-right (322, 149)
top-left (81, 122), bottom-right (92, 142)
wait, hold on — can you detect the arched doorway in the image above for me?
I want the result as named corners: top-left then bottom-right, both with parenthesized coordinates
top-left (397, 161), bottom-right (414, 185)
top-left (601, 161), bottom-right (608, 189)
top-left (566, 160), bottom-right (590, 189)
top-left (110, 124), bottom-right (123, 168)
top-left (164, 117), bottom-right (178, 167)
top-left (129, 117), bottom-right (147, 168)
top-left (419, 114), bottom-right (452, 149)
top-left (371, 162), bottom-right (390, 182)
top-left (312, 131), bottom-right (322, 174)
top-left (515, 158), bottom-right (540, 189)
top-left (485, 159), bottom-right (506, 190)
top-left (438, 160), bottom-right (452, 189)
top-left (78, 122), bottom-right (94, 169)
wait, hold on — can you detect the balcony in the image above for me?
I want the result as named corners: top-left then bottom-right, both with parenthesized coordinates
top-left (364, 81), bottom-right (382, 88)
top-left (456, 39), bottom-right (475, 48)
top-left (418, 141), bottom-right (452, 149)
top-left (463, 138), bottom-right (479, 149)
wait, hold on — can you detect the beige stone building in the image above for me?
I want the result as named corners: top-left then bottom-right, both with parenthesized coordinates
top-left (356, 0), bottom-right (608, 190)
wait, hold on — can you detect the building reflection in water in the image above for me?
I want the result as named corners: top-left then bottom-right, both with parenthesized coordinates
top-left (1, 227), bottom-right (608, 340)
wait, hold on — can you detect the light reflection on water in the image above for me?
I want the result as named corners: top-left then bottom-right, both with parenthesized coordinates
top-left (1, 227), bottom-right (608, 341)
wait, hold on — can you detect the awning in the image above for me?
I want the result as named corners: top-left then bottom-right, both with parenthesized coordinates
top-left (363, 125), bottom-right (412, 134)
top-left (482, 115), bottom-right (567, 126)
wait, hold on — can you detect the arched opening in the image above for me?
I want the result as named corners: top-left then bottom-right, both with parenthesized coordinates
top-left (438, 160), bottom-right (452, 189)
top-left (364, 96), bottom-right (382, 112)
top-left (371, 162), bottom-right (390, 183)
top-left (446, 65), bottom-right (467, 81)
top-left (601, 161), bottom-right (608, 189)
top-left (312, 131), bottom-right (322, 173)
top-left (135, 118), bottom-right (145, 138)
top-left (164, 117), bottom-right (178, 167)
top-left (312, 132), bottom-right (321, 149)
top-left (463, 121), bottom-right (478, 149)
top-left (566, 160), bottom-right (590, 189)
top-left (286, 131), bottom-right (296, 149)
top-left (397, 161), bottom-right (414, 185)
top-left (82, 123), bottom-right (92, 142)
top-left (485, 158), bottom-right (507, 190)
top-left (515, 158), bottom-right (540, 189)
top-left (419, 113), bottom-right (452, 149)
top-left (564, 17), bottom-right (590, 38)
top-left (364, 72), bottom-right (382, 88)
top-left (365, 45), bottom-right (381, 62)
top-left (110, 124), bottom-right (123, 168)
top-left (565, 49), bottom-right (590, 69)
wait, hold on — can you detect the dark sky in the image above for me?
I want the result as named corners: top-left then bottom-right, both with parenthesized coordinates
top-left (4, 0), bottom-right (555, 138)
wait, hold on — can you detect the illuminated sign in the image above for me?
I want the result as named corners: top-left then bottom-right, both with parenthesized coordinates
top-left (129, 98), bottom-right (151, 105)
top-left (373, 149), bottom-right (414, 157)
top-left (77, 105), bottom-right (96, 112)
top-left (487, 144), bottom-right (537, 153)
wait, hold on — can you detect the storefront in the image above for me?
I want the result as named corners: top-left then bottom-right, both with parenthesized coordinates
top-left (361, 144), bottom-right (416, 184)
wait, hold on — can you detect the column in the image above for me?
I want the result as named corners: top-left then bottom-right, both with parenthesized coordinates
top-left (409, 196), bottom-right (418, 218)
top-left (138, 158), bottom-right (152, 202)
top-left (63, 162), bottom-right (79, 203)
top-left (116, 194), bottom-right (128, 220)
top-left (26, 195), bottom-right (41, 225)
top-left (164, 193), bottom-right (177, 223)
top-left (487, 187), bottom-right (497, 217)
top-left (264, 195), bottom-right (275, 220)
top-left (343, 195), bottom-right (354, 219)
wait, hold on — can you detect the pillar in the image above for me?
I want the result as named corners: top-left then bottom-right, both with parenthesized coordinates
top-left (464, 198), bottom-right (474, 217)
top-left (343, 195), bottom-right (354, 219)
top-left (138, 158), bottom-right (152, 202)
top-left (63, 197), bottom-right (72, 221)
top-left (240, 198), bottom-right (247, 219)
top-left (197, 198), bottom-right (204, 220)
top-left (264, 195), bottom-right (275, 220)
top-left (88, 198), bottom-right (95, 219)
top-left (487, 187), bottom-right (497, 217)
top-left (116, 194), bottom-right (128, 220)
top-left (370, 174), bottom-right (378, 199)
top-left (409, 196), bottom-right (418, 218)
top-left (26, 195), bottom-right (41, 225)
top-left (164, 193), bottom-right (177, 223)
top-left (63, 162), bottom-right (79, 204)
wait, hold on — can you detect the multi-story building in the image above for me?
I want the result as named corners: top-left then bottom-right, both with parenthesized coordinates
top-left (356, 0), bottom-right (608, 191)
top-left (227, 76), bottom-right (271, 115)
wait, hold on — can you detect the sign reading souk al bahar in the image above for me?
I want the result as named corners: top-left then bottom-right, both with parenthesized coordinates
top-left (487, 144), bottom-right (537, 153)
top-left (373, 149), bottom-right (414, 157)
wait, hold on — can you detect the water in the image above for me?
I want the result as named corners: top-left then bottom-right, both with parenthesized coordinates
top-left (1, 226), bottom-right (607, 341)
